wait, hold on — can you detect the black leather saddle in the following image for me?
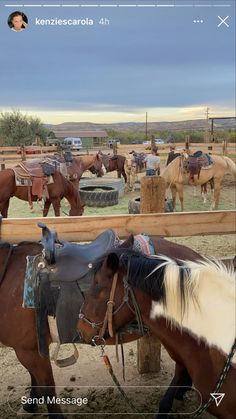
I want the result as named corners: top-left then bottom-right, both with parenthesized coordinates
top-left (35, 225), bottom-right (118, 356)
top-left (38, 223), bottom-right (118, 280)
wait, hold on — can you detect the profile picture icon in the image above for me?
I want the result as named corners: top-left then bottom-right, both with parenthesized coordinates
top-left (8, 11), bottom-right (28, 32)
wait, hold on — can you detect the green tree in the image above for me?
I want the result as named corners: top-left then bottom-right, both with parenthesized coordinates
top-left (0, 110), bottom-right (49, 146)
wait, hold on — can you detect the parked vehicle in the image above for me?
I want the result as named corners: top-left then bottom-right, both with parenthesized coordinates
top-left (107, 139), bottom-right (120, 149)
top-left (46, 138), bottom-right (61, 147)
top-left (63, 137), bottom-right (82, 151)
top-left (131, 140), bottom-right (143, 144)
top-left (154, 139), bottom-right (165, 144)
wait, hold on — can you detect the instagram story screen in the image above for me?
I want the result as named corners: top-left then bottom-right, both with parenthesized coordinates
top-left (0, 0), bottom-right (235, 418)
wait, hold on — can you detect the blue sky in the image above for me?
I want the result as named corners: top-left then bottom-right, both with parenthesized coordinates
top-left (0, 0), bottom-right (235, 123)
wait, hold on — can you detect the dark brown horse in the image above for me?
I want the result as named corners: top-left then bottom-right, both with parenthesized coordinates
top-left (0, 235), bottom-right (202, 418)
top-left (99, 152), bottom-right (127, 182)
top-left (78, 249), bottom-right (236, 419)
top-left (0, 169), bottom-right (84, 217)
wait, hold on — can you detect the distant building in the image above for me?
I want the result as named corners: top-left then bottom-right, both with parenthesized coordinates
top-left (53, 130), bottom-right (108, 147)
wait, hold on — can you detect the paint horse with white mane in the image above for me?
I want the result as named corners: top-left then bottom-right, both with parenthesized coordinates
top-left (161, 154), bottom-right (236, 210)
top-left (78, 249), bottom-right (236, 418)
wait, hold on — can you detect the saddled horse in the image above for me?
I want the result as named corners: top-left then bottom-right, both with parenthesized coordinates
top-left (0, 169), bottom-right (84, 217)
top-left (129, 150), bottom-right (146, 173)
top-left (0, 231), bottom-right (202, 418)
top-left (78, 248), bottom-right (236, 419)
top-left (73, 154), bottom-right (105, 184)
top-left (51, 153), bottom-right (105, 187)
top-left (99, 152), bottom-right (127, 182)
top-left (162, 154), bottom-right (236, 210)
top-left (124, 152), bottom-right (147, 191)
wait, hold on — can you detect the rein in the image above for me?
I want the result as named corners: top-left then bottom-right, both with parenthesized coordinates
top-left (79, 257), bottom-right (146, 413)
top-left (192, 338), bottom-right (236, 418)
top-left (79, 258), bottom-right (145, 339)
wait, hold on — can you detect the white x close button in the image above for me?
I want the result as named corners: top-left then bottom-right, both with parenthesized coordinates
top-left (217, 16), bottom-right (230, 28)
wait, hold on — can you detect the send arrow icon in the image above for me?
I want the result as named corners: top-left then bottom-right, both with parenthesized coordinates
top-left (210, 393), bottom-right (225, 407)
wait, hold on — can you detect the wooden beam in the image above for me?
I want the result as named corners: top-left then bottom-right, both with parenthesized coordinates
top-left (0, 211), bottom-right (235, 244)
top-left (140, 177), bottom-right (166, 213)
top-left (138, 176), bottom-right (165, 373)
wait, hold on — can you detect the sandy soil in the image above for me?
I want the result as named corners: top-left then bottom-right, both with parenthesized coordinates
top-left (0, 342), bottom-right (214, 419)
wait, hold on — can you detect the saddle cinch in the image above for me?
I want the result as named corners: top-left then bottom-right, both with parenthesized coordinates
top-left (28, 224), bottom-right (118, 364)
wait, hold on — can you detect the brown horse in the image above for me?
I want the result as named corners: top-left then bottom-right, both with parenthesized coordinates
top-left (78, 249), bottom-right (236, 419)
top-left (0, 169), bottom-right (84, 217)
top-left (50, 153), bottom-right (105, 188)
top-left (99, 152), bottom-right (127, 182)
top-left (72, 154), bottom-right (105, 185)
top-left (162, 154), bottom-right (236, 210)
top-left (0, 235), bottom-right (202, 418)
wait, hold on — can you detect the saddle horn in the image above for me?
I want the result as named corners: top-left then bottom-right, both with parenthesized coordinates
top-left (38, 223), bottom-right (58, 265)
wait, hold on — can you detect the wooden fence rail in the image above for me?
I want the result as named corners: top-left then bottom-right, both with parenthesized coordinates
top-left (116, 142), bottom-right (236, 156)
top-left (0, 145), bottom-right (58, 154)
top-left (0, 210), bottom-right (235, 244)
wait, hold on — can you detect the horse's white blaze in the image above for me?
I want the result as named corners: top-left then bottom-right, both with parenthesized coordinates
top-left (150, 258), bottom-right (236, 361)
top-left (101, 164), bottom-right (106, 175)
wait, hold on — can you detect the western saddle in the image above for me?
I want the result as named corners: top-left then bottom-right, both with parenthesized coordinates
top-left (34, 224), bottom-right (118, 358)
top-left (12, 152), bottom-right (74, 208)
top-left (184, 151), bottom-right (213, 182)
top-left (12, 160), bottom-right (56, 207)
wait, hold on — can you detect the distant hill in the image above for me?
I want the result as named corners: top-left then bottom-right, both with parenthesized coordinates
top-left (47, 119), bottom-right (236, 134)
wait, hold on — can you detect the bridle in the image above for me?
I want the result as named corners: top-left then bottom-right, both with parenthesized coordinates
top-left (79, 257), bottom-right (145, 342)
top-left (79, 254), bottom-right (236, 417)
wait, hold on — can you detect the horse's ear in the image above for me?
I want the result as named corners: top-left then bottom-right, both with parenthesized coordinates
top-left (95, 153), bottom-right (100, 160)
top-left (120, 234), bottom-right (134, 249)
top-left (103, 253), bottom-right (119, 274)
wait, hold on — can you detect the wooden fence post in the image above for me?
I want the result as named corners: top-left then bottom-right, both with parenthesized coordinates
top-left (137, 176), bottom-right (166, 373)
top-left (21, 145), bottom-right (26, 161)
top-left (140, 176), bottom-right (166, 214)
top-left (222, 140), bottom-right (227, 156)
top-left (185, 135), bottom-right (190, 154)
top-left (113, 142), bottom-right (117, 155)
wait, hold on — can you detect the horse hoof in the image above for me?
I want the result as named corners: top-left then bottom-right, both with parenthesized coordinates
top-left (17, 406), bottom-right (35, 417)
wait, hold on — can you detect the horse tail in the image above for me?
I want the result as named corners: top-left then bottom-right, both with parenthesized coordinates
top-left (222, 156), bottom-right (236, 179)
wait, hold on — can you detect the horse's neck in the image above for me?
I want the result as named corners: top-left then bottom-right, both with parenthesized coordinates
top-left (162, 157), bottom-right (183, 183)
top-left (81, 156), bottom-right (94, 170)
top-left (62, 177), bottom-right (78, 206)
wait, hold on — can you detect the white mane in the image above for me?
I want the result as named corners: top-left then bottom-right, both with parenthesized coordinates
top-left (150, 257), bottom-right (236, 362)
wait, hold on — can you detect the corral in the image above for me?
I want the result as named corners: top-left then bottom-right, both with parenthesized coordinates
top-left (0, 146), bottom-right (235, 419)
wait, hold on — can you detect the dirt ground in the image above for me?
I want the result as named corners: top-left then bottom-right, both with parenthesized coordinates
top-left (0, 174), bottom-right (235, 419)
top-left (0, 341), bottom-right (214, 419)
top-left (0, 231), bottom-right (234, 419)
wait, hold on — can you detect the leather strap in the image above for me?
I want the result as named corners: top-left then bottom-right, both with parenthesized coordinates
top-left (99, 272), bottom-right (118, 339)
